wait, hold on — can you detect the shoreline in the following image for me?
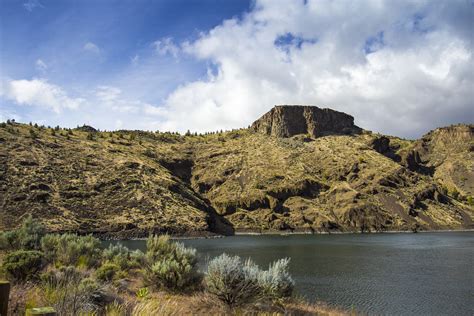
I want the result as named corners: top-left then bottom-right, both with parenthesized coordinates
top-left (98, 228), bottom-right (474, 241)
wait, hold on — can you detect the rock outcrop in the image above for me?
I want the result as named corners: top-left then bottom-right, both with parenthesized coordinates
top-left (251, 105), bottom-right (361, 138)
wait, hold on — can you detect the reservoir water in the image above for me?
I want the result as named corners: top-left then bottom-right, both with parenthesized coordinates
top-left (108, 232), bottom-right (473, 315)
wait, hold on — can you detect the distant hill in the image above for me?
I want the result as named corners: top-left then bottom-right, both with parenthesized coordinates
top-left (0, 106), bottom-right (472, 237)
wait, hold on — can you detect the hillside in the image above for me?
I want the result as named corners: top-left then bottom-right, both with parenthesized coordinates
top-left (0, 106), bottom-right (472, 236)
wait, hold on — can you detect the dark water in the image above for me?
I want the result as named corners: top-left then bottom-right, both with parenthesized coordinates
top-left (108, 232), bottom-right (474, 315)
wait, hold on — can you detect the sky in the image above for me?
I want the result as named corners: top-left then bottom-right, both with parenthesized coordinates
top-left (0, 0), bottom-right (473, 139)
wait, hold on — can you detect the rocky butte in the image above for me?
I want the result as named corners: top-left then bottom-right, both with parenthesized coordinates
top-left (0, 105), bottom-right (472, 237)
top-left (251, 105), bottom-right (361, 138)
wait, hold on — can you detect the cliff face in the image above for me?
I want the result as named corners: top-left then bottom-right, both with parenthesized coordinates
top-left (251, 105), bottom-right (361, 138)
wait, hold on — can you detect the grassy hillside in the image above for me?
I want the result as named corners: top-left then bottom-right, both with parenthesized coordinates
top-left (0, 120), bottom-right (472, 236)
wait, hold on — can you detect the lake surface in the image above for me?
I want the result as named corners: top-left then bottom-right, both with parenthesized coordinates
top-left (108, 232), bottom-right (474, 315)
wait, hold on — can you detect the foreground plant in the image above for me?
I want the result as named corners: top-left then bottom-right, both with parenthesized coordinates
top-left (41, 266), bottom-right (105, 315)
top-left (256, 258), bottom-right (294, 300)
top-left (102, 243), bottom-right (145, 270)
top-left (0, 215), bottom-right (45, 251)
top-left (143, 235), bottom-right (202, 292)
top-left (2, 250), bottom-right (44, 281)
top-left (40, 233), bottom-right (101, 267)
top-left (205, 253), bottom-right (260, 306)
top-left (205, 254), bottom-right (294, 306)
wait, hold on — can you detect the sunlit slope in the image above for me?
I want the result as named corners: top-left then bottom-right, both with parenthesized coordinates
top-left (0, 121), bottom-right (472, 235)
top-left (0, 124), bottom-right (230, 236)
top-left (190, 130), bottom-right (473, 232)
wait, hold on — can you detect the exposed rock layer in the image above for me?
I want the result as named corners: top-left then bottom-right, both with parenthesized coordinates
top-left (251, 105), bottom-right (361, 138)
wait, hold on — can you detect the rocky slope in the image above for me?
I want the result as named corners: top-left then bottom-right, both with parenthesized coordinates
top-left (0, 106), bottom-right (472, 236)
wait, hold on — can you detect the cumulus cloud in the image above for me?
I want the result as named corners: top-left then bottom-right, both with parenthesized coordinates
top-left (2, 78), bottom-right (84, 113)
top-left (83, 42), bottom-right (101, 54)
top-left (155, 0), bottom-right (474, 138)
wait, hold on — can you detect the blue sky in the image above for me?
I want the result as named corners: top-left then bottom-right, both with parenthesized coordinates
top-left (1, 0), bottom-right (473, 138)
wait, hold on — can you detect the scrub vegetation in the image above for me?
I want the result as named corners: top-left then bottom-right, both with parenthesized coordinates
top-left (0, 216), bottom-right (346, 315)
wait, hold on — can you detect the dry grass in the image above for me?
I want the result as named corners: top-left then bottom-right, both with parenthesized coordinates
top-left (0, 122), bottom-right (472, 235)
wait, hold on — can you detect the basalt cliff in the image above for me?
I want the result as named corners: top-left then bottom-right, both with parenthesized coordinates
top-left (0, 105), bottom-right (472, 237)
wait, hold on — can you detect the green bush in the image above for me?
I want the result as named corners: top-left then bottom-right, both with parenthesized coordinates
top-left (40, 233), bottom-right (101, 267)
top-left (205, 254), bottom-right (294, 306)
top-left (0, 230), bottom-right (20, 251)
top-left (0, 215), bottom-right (46, 251)
top-left (143, 235), bottom-right (201, 292)
top-left (2, 250), bottom-right (44, 281)
top-left (95, 262), bottom-right (120, 282)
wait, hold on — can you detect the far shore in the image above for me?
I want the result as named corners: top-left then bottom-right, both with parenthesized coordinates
top-left (96, 228), bottom-right (474, 241)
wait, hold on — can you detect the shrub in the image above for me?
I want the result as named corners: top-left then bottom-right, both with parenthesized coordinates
top-left (95, 262), bottom-right (120, 282)
top-left (0, 215), bottom-right (46, 251)
top-left (256, 258), bottom-right (294, 300)
top-left (143, 148), bottom-right (156, 158)
top-left (205, 254), bottom-right (294, 306)
top-left (17, 215), bottom-right (46, 250)
top-left (205, 254), bottom-right (259, 306)
top-left (103, 243), bottom-right (144, 270)
top-left (29, 128), bottom-right (38, 139)
top-left (450, 187), bottom-right (460, 200)
top-left (40, 234), bottom-right (101, 267)
top-left (0, 230), bottom-right (20, 251)
top-left (467, 196), bottom-right (474, 206)
top-left (130, 249), bottom-right (146, 267)
top-left (41, 266), bottom-right (105, 315)
top-left (2, 250), bottom-right (44, 281)
top-left (143, 235), bottom-right (201, 292)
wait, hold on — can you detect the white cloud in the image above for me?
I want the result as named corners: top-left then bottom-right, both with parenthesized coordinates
top-left (35, 59), bottom-right (48, 73)
top-left (2, 79), bottom-right (84, 113)
top-left (153, 37), bottom-right (180, 58)
top-left (95, 85), bottom-right (144, 114)
top-left (154, 0), bottom-right (474, 138)
top-left (83, 42), bottom-right (101, 54)
top-left (23, 0), bottom-right (43, 12)
top-left (96, 85), bottom-right (121, 103)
